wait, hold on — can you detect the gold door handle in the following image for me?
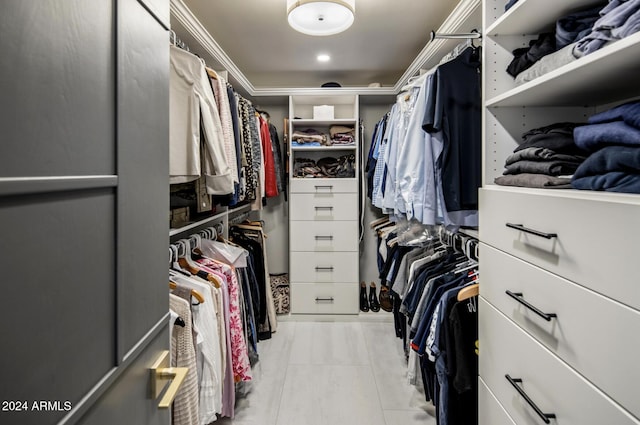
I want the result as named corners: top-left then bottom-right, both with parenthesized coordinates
top-left (150, 350), bottom-right (189, 409)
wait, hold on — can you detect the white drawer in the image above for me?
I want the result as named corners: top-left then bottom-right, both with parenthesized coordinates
top-left (479, 299), bottom-right (639, 425)
top-left (290, 283), bottom-right (358, 314)
top-left (482, 243), bottom-right (640, 419)
top-left (290, 220), bottom-right (358, 252)
top-left (290, 178), bottom-right (357, 194)
top-left (479, 377), bottom-right (517, 425)
top-left (290, 193), bottom-right (357, 221)
top-left (290, 252), bottom-right (359, 283)
top-left (479, 187), bottom-right (640, 311)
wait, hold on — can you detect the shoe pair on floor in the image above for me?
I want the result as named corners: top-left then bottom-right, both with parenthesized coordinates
top-left (360, 282), bottom-right (392, 313)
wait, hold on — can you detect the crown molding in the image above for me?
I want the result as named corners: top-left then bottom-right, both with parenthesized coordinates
top-left (170, 0), bottom-right (256, 93)
top-left (170, 0), bottom-right (481, 98)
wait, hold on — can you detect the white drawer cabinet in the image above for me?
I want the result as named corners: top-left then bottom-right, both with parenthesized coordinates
top-left (480, 0), bottom-right (640, 422)
top-left (289, 220), bottom-right (359, 252)
top-left (480, 187), bottom-right (640, 311)
top-left (290, 251), bottom-right (359, 283)
top-left (289, 178), bottom-right (357, 194)
top-left (479, 378), bottom-right (517, 425)
top-left (287, 94), bottom-right (360, 315)
top-left (289, 193), bottom-right (359, 221)
top-left (290, 283), bottom-right (359, 314)
top-left (482, 244), bottom-right (640, 419)
top-left (479, 299), bottom-right (640, 425)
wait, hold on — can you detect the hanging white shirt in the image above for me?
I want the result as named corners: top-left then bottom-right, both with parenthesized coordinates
top-left (170, 272), bottom-right (223, 424)
top-left (169, 46), bottom-right (233, 195)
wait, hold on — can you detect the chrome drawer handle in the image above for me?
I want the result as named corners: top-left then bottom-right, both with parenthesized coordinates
top-left (315, 297), bottom-right (334, 303)
top-left (315, 235), bottom-right (333, 240)
top-left (506, 291), bottom-right (557, 322)
top-left (506, 223), bottom-right (557, 239)
top-left (315, 266), bottom-right (334, 272)
top-left (315, 185), bottom-right (333, 191)
top-left (505, 375), bottom-right (556, 424)
top-left (315, 206), bottom-right (334, 211)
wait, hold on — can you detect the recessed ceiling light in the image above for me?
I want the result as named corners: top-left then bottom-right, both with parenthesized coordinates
top-left (317, 54), bottom-right (331, 62)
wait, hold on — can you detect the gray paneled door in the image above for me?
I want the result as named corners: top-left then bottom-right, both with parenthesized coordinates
top-left (0, 1), bottom-right (171, 424)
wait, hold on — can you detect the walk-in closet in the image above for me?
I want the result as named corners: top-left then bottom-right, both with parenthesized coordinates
top-left (2, 0), bottom-right (639, 424)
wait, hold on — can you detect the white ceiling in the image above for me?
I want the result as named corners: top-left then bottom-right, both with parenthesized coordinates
top-left (170, 0), bottom-right (481, 94)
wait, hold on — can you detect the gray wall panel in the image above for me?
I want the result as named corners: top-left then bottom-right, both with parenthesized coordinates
top-left (78, 327), bottom-right (169, 425)
top-left (117, 0), bottom-right (170, 357)
top-left (0, 1), bottom-right (116, 177)
top-left (257, 103), bottom-right (289, 274)
top-left (0, 190), bottom-right (116, 425)
top-left (137, 0), bottom-right (170, 29)
top-left (359, 103), bottom-right (394, 286)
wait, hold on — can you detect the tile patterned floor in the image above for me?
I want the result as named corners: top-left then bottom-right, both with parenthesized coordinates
top-left (216, 316), bottom-right (437, 425)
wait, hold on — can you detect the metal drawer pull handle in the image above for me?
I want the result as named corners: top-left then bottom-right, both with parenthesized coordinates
top-left (315, 297), bottom-right (334, 303)
top-left (506, 223), bottom-right (557, 239)
top-left (315, 206), bottom-right (334, 211)
top-left (315, 235), bottom-right (333, 240)
top-left (315, 185), bottom-right (333, 190)
top-left (505, 375), bottom-right (556, 424)
top-left (506, 291), bottom-right (557, 322)
top-left (315, 266), bottom-right (334, 272)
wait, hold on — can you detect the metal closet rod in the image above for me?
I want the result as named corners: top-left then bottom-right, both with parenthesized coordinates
top-left (430, 30), bottom-right (482, 41)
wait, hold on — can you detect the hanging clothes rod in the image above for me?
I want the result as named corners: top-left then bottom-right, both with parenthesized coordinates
top-left (430, 30), bottom-right (482, 41)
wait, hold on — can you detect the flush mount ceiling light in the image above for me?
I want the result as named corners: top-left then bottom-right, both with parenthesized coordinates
top-left (287, 0), bottom-right (355, 36)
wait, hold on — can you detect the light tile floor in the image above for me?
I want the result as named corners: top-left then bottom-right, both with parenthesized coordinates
top-left (217, 315), bottom-right (437, 425)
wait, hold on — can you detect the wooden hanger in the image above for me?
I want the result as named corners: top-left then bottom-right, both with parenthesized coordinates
top-left (205, 67), bottom-right (218, 80)
top-left (169, 281), bottom-right (205, 304)
top-left (370, 217), bottom-right (389, 228)
top-left (177, 258), bottom-right (221, 288)
top-left (232, 223), bottom-right (265, 232)
top-left (457, 283), bottom-right (479, 301)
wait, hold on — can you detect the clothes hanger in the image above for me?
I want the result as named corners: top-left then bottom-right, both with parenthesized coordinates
top-left (370, 216), bottom-right (389, 228)
top-left (170, 244), bottom-right (185, 272)
top-left (178, 239), bottom-right (223, 288)
top-left (457, 283), bottom-right (479, 302)
top-left (176, 240), bottom-right (200, 270)
top-left (205, 67), bottom-right (218, 80)
top-left (169, 281), bottom-right (205, 304)
top-left (174, 316), bottom-right (186, 327)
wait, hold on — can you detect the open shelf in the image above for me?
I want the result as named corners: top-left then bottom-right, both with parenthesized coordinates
top-left (290, 118), bottom-right (357, 126)
top-left (486, 32), bottom-right (640, 107)
top-left (486, 0), bottom-right (605, 36)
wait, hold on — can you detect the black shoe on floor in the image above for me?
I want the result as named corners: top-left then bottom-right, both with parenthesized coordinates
top-left (369, 282), bottom-right (380, 312)
top-left (360, 281), bottom-right (370, 312)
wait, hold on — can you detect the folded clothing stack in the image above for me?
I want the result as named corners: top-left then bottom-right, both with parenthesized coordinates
top-left (329, 125), bottom-right (355, 145)
top-left (293, 155), bottom-right (356, 178)
top-left (571, 101), bottom-right (640, 193)
top-left (495, 122), bottom-right (587, 189)
top-left (507, 1), bottom-right (640, 84)
top-left (292, 128), bottom-right (329, 146)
